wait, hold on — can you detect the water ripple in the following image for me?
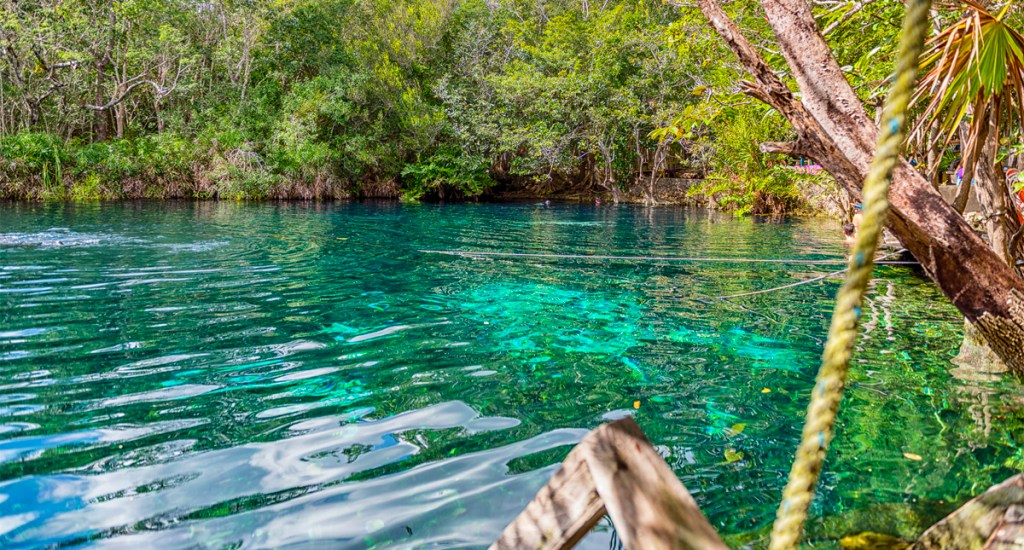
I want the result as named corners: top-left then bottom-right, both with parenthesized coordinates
top-left (0, 202), bottom-right (1020, 548)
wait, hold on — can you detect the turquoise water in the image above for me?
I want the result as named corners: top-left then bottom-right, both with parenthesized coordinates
top-left (0, 201), bottom-right (1021, 548)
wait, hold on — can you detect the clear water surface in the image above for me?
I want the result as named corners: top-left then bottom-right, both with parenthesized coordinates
top-left (0, 201), bottom-right (1021, 549)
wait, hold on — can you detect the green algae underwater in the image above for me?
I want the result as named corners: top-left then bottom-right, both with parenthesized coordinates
top-left (0, 201), bottom-right (1021, 548)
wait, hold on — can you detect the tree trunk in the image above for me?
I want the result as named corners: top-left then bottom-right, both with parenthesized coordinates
top-left (115, 99), bottom-right (126, 139)
top-left (972, 112), bottom-right (1020, 265)
top-left (93, 9), bottom-right (117, 142)
top-left (696, 0), bottom-right (1024, 373)
top-left (0, 70), bottom-right (5, 135)
top-left (954, 319), bottom-right (1008, 373)
top-left (606, 167), bottom-right (623, 203)
top-left (952, 173), bottom-right (973, 213)
top-left (27, 99), bottom-right (41, 127)
top-left (155, 98), bottom-right (164, 134)
top-left (953, 121), bottom-right (974, 213)
top-left (609, 179), bottom-right (623, 203)
top-left (94, 65), bottom-right (110, 141)
top-left (646, 142), bottom-right (667, 206)
top-left (926, 122), bottom-right (942, 189)
top-left (597, 144), bottom-right (623, 203)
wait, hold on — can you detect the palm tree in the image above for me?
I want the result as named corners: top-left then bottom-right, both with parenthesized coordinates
top-left (912, 0), bottom-right (1024, 266)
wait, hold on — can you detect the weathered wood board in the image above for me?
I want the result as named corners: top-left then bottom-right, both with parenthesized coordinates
top-left (494, 418), bottom-right (1023, 550)
top-left (491, 417), bottom-right (727, 550)
top-left (913, 475), bottom-right (1024, 549)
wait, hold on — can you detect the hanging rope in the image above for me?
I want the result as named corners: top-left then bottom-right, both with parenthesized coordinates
top-left (768, 1), bottom-right (933, 548)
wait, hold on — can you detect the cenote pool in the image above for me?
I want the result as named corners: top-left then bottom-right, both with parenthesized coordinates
top-left (0, 201), bottom-right (1022, 548)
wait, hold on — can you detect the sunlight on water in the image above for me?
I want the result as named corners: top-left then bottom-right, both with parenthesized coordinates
top-left (0, 201), bottom-right (1021, 548)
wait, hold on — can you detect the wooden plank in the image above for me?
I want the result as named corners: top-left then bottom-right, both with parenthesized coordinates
top-left (912, 474), bottom-right (1024, 549)
top-left (490, 441), bottom-right (606, 550)
top-left (986, 504), bottom-right (1024, 549)
top-left (581, 418), bottom-right (728, 550)
top-left (492, 417), bottom-right (727, 550)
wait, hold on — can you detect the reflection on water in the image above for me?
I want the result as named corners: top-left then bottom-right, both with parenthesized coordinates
top-left (4, 401), bottom-right (577, 548)
top-left (0, 201), bottom-right (1022, 548)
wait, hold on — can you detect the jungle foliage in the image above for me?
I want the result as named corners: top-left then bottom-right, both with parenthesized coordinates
top-left (0, 0), bottom-right (951, 207)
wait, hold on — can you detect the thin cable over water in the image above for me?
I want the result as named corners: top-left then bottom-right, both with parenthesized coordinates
top-left (716, 250), bottom-right (909, 299)
top-left (420, 250), bottom-right (918, 266)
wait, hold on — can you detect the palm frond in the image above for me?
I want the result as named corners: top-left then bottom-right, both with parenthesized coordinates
top-left (911, 1), bottom-right (1024, 165)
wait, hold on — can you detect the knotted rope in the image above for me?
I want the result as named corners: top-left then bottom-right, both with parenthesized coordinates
top-left (768, 1), bottom-right (933, 548)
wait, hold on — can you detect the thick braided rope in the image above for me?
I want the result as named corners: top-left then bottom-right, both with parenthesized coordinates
top-left (767, 1), bottom-right (933, 548)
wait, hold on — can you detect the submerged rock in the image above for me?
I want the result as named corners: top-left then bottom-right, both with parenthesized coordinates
top-left (953, 320), bottom-right (1009, 375)
top-left (840, 532), bottom-right (910, 549)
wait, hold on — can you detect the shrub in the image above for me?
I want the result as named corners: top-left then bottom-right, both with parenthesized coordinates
top-left (69, 174), bottom-right (105, 201)
top-left (400, 146), bottom-right (495, 200)
top-left (679, 105), bottom-right (806, 215)
top-left (0, 133), bottom-right (68, 198)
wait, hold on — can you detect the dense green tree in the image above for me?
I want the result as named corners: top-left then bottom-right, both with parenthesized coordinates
top-left (0, 0), bottom-right (699, 200)
top-left (0, 0), bottom-right (912, 204)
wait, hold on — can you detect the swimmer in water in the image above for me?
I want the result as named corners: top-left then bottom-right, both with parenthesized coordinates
top-left (843, 223), bottom-right (856, 249)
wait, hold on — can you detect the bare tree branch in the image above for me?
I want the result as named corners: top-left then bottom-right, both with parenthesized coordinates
top-left (822, 0), bottom-right (876, 36)
top-left (693, 0), bottom-right (803, 120)
top-left (760, 140), bottom-right (813, 156)
top-left (83, 79), bottom-right (168, 111)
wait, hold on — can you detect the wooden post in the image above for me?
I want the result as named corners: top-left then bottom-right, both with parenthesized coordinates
top-left (491, 418), bottom-right (728, 550)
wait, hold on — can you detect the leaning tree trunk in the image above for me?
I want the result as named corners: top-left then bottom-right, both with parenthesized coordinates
top-left (696, 0), bottom-right (1024, 373)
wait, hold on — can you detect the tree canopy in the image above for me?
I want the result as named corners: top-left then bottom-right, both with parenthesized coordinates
top-left (0, 0), bottom-right (910, 203)
top-left (4, 0), bottom-right (1021, 207)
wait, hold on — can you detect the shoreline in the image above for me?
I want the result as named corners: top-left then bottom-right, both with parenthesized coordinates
top-left (0, 179), bottom-right (847, 217)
